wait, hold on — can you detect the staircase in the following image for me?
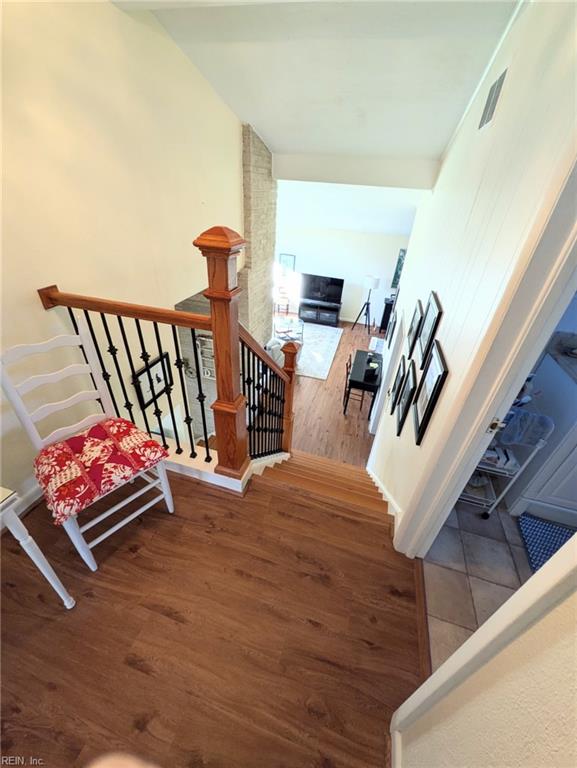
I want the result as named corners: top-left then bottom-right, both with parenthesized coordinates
top-left (252, 449), bottom-right (392, 529)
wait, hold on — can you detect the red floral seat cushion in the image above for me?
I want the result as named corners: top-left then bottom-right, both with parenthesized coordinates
top-left (34, 418), bottom-right (168, 525)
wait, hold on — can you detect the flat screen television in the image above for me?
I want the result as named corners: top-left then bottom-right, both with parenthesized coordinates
top-left (300, 273), bottom-right (344, 304)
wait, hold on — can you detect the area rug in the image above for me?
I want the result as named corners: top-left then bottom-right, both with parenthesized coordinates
top-left (518, 513), bottom-right (576, 572)
top-left (296, 323), bottom-right (344, 380)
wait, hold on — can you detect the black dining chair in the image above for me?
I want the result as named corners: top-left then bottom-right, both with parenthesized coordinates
top-left (343, 354), bottom-right (365, 414)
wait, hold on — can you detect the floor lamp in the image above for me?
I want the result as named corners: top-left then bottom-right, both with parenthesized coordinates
top-left (352, 276), bottom-right (380, 334)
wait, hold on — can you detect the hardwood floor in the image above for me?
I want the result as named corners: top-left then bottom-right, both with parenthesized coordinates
top-left (1, 470), bottom-right (424, 768)
top-left (292, 322), bottom-right (378, 467)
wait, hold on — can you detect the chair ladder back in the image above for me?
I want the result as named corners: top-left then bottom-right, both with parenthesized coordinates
top-left (0, 319), bottom-right (115, 450)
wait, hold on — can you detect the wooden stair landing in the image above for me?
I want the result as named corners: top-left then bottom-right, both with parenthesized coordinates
top-left (253, 451), bottom-right (391, 528)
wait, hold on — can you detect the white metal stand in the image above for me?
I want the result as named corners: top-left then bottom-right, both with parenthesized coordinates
top-left (482, 439), bottom-right (547, 518)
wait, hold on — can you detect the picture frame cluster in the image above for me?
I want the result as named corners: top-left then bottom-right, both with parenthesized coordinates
top-left (389, 290), bottom-right (448, 445)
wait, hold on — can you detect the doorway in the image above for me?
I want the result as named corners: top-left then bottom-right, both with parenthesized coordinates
top-left (423, 289), bottom-right (577, 669)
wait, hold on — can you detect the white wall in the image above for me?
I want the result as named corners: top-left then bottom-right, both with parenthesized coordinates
top-left (368, 1), bottom-right (577, 545)
top-left (1, 2), bottom-right (243, 498)
top-left (275, 227), bottom-right (408, 322)
top-left (400, 589), bottom-right (577, 768)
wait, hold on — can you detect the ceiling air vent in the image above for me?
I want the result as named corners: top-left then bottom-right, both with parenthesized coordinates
top-left (479, 69), bottom-right (507, 129)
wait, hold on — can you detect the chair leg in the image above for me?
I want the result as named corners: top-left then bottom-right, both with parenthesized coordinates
top-left (156, 462), bottom-right (174, 514)
top-left (62, 517), bottom-right (98, 572)
top-left (343, 385), bottom-right (351, 415)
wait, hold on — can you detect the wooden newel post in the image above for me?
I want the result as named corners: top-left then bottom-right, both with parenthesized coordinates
top-left (281, 341), bottom-right (299, 453)
top-left (193, 226), bottom-right (250, 479)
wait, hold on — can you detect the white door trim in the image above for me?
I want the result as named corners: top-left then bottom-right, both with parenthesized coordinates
top-left (394, 160), bottom-right (577, 557)
top-left (390, 536), bottom-right (577, 766)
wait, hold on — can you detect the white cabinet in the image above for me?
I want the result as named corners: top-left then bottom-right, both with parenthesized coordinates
top-left (509, 426), bottom-right (577, 525)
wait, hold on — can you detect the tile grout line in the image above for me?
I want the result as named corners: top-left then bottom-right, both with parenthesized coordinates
top-left (425, 559), bottom-right (519, 591)
top-left (426, 609), bottom-right (477, 634)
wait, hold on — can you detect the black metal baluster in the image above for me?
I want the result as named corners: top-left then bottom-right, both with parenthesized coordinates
top-left (280, 378), bottom-right (286, 450)
top-left (135, 319), bottom-right (168, 449)
top-left (83, 310), bottom-right (120, 417)
top-left (190, 329), bottom-right (212, 462)
top-left (117, 316), bottom-right (151, 436)
top-left (256, 355), bottom-right (263, 457)
top-left (247, 345), bottom-right (255, 457)
top-left (171, 326), bottom-right (197, 458)
top-left (241, 342), bottom-right (252, 457)
top-left (251, 349), bottom-right (258, 457)
top-left (240, 341), bottom-right (247, 399)
top-left (67, 308), bottom-right (104, 412)
top-left (269, 371), bottom-right (276, 454)
top-left (279, 376), bottom-right (285, 451)
top-left (264, 361), bottom-right (270, 455)
top-left (152, 322), bottom-right (182, 455)
top-left (99, 313), bottom-right (134, 422)
top-left (264, 364), bottom-right (271, 455)
top-left (261, 359), bottom-right (266, 456)
top-left (273, 372), bottom-right (281, 452)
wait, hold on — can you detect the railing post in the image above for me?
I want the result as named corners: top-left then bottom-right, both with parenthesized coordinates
top-left (281, 341), bottom-right (299, 453)
top-left (193, 226), bottom-right (250, 479)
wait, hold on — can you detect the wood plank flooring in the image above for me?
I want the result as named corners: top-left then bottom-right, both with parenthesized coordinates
top-left (1, 471), bottom-right (423, 768)
top-left (292, 322), bottom-right (378, 467)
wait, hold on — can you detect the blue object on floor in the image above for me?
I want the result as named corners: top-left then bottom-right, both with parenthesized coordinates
top-left (518, 513), bottom-right (576, 573)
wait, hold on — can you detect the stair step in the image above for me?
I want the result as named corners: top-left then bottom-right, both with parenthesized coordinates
top-left (197, 435), bottom-right (219, 449)
top-left (252, 474), bottom-right (391, 528)
top-left (272, 462), bottom-right (380, 498)
top-left (260, 466), bottom-right (388, 515)
top-left (283, 453), bottom-right (378, 489)
top-left (290, 451), bottom-right (376, 477)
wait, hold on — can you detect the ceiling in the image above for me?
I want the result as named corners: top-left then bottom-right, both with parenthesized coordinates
top-left (147, 0), bottom-right (515, 187)
top-left (276, 180), bottom-right (428, 235)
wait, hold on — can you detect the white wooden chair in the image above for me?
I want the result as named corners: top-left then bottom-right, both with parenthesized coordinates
top-left (0, 322), bottom-right (174, 572)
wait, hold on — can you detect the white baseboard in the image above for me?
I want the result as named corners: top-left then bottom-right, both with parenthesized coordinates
top-left (366, 466), bottom-right (402, 522)
top-left (243, 452), bottom-right (290, 481)
top-left (165, 443), bottom-right (290, 495)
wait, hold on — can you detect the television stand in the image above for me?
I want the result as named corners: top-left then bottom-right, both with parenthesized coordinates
top-left (298, 298), bottom-right (341, 327)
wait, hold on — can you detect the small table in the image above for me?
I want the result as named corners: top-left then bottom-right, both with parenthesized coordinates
top-left (274, 316), bottom-right (304, 345)
top-left (344, 350), bottom-right (383, 418)
top-left (1, 487), bottom-right (75, 609)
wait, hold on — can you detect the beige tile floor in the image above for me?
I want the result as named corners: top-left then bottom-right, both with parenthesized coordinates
top-left (424, 502), bottom-right (533, 671)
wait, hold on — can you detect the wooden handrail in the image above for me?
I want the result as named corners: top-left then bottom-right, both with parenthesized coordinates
top-left (37, 285), bottom-right (212, 332)
top-left (38, 225), bottom-right (299, 469)
top-left (239, 325), bottom-right (290, 383)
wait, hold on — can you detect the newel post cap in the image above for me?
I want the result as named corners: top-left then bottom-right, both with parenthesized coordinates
top-left (193, 226), bottom-right (246, 254)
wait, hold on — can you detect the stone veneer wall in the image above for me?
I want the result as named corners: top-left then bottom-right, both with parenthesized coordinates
top-left (239, 125), bottom-right (276, 347)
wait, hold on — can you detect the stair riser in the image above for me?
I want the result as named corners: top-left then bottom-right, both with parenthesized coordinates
top-left (260, 470), bottom-right (389, 515)
top-left (270, 467), bottom-right (382, 500)
top-left (252, 475), bottom-right (392, 529)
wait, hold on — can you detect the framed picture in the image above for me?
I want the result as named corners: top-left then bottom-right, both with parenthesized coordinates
top-left (133, 352), bottom-right (173, 410)
top-left (386, 309), bottom-right (397, 348)
top-left (389, 355), bottom-right (406, 414)
top-left (278, 253), bottom-right (296, 271)
top-left (413, 340), bottom-right (449, 445)
top-left (396, 360), bottom-right (417, 436)
top-left (407, 300), bottom-right (424, 358)
top-left (391, 248), bottom-right (406, 290)
top-left (417, 292), bottom-right (443, 369)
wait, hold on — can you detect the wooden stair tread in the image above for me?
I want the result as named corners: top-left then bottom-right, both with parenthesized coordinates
top-left (252, 474), bottom-right (392, 527)
top-left (287, 459), bottom-right (377, 486)
top-left (291, 449), bottom-right (372, 473)
top-left (258, 467), bottom-right (388, 516)
top-left (197, 435), bottom-right (219, 449)
top-left (269, 464), bottom-right (381, 500)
